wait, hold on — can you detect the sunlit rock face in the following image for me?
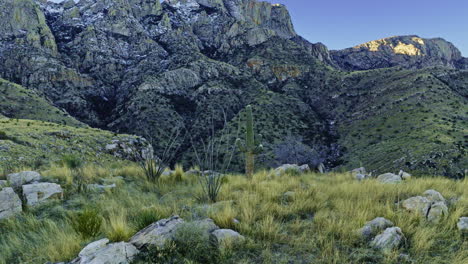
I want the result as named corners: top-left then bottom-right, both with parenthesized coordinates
top-left (331, 35), bottom-right (464, 70)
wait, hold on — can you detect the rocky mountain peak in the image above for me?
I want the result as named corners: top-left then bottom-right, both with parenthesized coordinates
top-left (332, 35), bottom-right (465, 70)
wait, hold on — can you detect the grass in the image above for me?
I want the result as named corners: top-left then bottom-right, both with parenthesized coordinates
top-left (0, 162), bottom-right (467, 264)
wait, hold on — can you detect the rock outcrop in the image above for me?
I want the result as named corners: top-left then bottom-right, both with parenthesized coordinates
top-left (370, 227), bottom-right (405, 252)
top-left (332, 36), bottom-right (465, 70)
top-left (0, 187), bottom-right (22, 219)
top-left (22, 183), bottom-right (63, 206)
top-left (70, 239), bottom-right (139, 264)
top-left (130, 215), bottom-right (184, 248)
top-left (7, 171), bottom-right (41, 188)
top-left (401, 190), bottom-right (449, 223)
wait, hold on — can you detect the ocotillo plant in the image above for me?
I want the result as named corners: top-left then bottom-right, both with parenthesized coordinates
top-left (236, 105), bottom-right (263, 178)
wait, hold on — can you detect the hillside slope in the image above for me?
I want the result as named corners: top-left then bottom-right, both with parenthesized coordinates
top-left (0, 0), bottom-right (466, 177)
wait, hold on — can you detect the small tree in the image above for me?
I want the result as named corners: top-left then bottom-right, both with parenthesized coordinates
top-left (236, 105), bottom-right (263, 178)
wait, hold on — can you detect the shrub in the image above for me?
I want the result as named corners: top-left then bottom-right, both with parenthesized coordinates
top-left (59, 154), bottom-right (83, 170)
top-left (173, 222), bottom-right (219, 263)
top-left (70, 209), bottom-right (102, 238)
top-left (134, 208), bottom-right (163, 230)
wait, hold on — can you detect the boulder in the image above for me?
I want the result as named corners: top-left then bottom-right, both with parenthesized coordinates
top-left (0, 187), bottom-right (22, 219)
top-left (130, 215), bottom-right (184, 248)
top-left (355, 173), bottom-right (370, 181)
top-left (401, 196), bottom-right (431, 216)
top-left (70, 240), bottom-right (139, 264)
top-left (398, 170), bottom-right (411, 180)
top-left (22, 183), bottom-right (63, 206)
top-left (211, 229), bottom-right (245, 249)
top-left (351, 167), bottom-right (366, 175)
top-left (423, 189), bottom-right (445, 203)
top-left (377, 173), bottom-right (402, 183)
top-left (370, 227), bottom-right (404, 252)
top-left (7, 171), bottom-right (41, 187)
top-left (191, 218), bottom-right (219, 235)
top-left (457, 217), bottom-right (468, 232)
top-left (274, 164), bottom-right (310, 176)
top-left (87, 183), bottom-right (117, 192)
top-left (427, 202), bottom-right (448, 223)
top-left (358, 217), bottom-right (394, 239)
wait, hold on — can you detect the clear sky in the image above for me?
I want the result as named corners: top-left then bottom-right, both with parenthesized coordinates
top-left (264, 0), bottom-right (467, 56)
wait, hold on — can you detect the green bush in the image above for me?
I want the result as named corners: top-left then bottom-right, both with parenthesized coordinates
top-left (60, 154), bottom-right (83, 170)
top-left (70, 209), bottom-right (102, 238)
top-left (173, 222), bottom-right (219, 263)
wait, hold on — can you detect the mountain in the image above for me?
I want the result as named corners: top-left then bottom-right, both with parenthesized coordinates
top-left (0, 0), bottom-right (466, 178)
top-left (331, 35), bottom-right (466, 70)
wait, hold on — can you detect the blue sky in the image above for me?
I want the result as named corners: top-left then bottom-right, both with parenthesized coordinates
top-left (264, 0), bottom-right (467, 55)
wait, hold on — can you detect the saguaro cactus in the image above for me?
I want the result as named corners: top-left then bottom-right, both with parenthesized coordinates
top-left (236, 105), bottom-right (263, 178)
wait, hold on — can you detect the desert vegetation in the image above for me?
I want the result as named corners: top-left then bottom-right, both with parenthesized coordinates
top-left (0, 158), bottom-right (467, 264)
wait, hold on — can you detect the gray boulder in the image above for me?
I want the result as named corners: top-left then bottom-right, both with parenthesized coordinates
top-left (351, 167), bottom-right (366, 175)
top-left (70, 239), bottom-right (139, 264)
top-left (398, 170), bottom-right (411, 180)
top-left (355, 173), bottom-right (370, 181)
top-left (427, 201), bottom-right (448, 223)
top-left (7, 171), bottom-right (41, 187)
top-left (358, 217), bottom-right (394, 239)
top-left (87, 183), bottom-right (117, 192)
top-left (402, 196), bottom-right (431, 216)
top-left (0, 187), bottom-right (22, 219)
top-left (377, 173), bottom-right (402, 183)
top-left (22, 183), bottom-right (63, 206)
top-left (274, 164), bottom-right (310, 176)
top-left (130, 215), bottom-right (184, 248)
top-left (212, 229), bottom-right (245, 249)
top-left (370, 227), bottom-right (404, 252)
top-left (423, 189), bottom-right (445, 203)
top-left (457, 217), bottom-right (468, 232)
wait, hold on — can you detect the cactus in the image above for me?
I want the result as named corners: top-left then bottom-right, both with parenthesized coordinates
top-left (236, 105), bottom-right (263, 178)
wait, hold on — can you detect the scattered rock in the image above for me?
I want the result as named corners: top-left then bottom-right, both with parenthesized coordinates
top-left (70, 240), bottom-right (139, 264)
top-left (87, 183), bottom-right (116, 192)
top-left (398, 170), bottom-right (411, 180)
top-left (274, 164), bottom-right (310, 176)
top-left (370, 227), bottom-right (404, 252)
top-left (212, 229), bottom-right (245, 249)
top-left (7, 171), bottom-right (41, 188)
top-left (185, 170), bottom-right (201, 176)
top-left (130, 215), bottom-right (184, 248)
top-left (351, 167), bottom-right (366, 175)
top-left (358, 217), bottom-right (394, 239)
top-left (402, 196), bottom-right (431, 216)
top-left (78, 239), bottom-right (110, 258)
top-left (0, 187), bottom-right (22, 219)
top-left (355, 173), bottom-right (370, 181)
top-left (377, 173), bottom-right (402, 183)
top-left (457, 217), bottom-right (468, 232)
top-left (427, 202), bottom-right (448, 223)
top-left (22, 183), bottom-right (63, 206)
top-left (423, 189), bottom-right (445, 203)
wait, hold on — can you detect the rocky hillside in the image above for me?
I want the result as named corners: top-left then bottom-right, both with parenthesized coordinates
top-left (0, 0), bottom-right (466, 177)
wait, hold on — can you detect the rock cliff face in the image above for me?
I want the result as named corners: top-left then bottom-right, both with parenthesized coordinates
top-left (331, 35), bottom-right (465, 70)
top-left (0, 0), bottom-right (466, 177)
